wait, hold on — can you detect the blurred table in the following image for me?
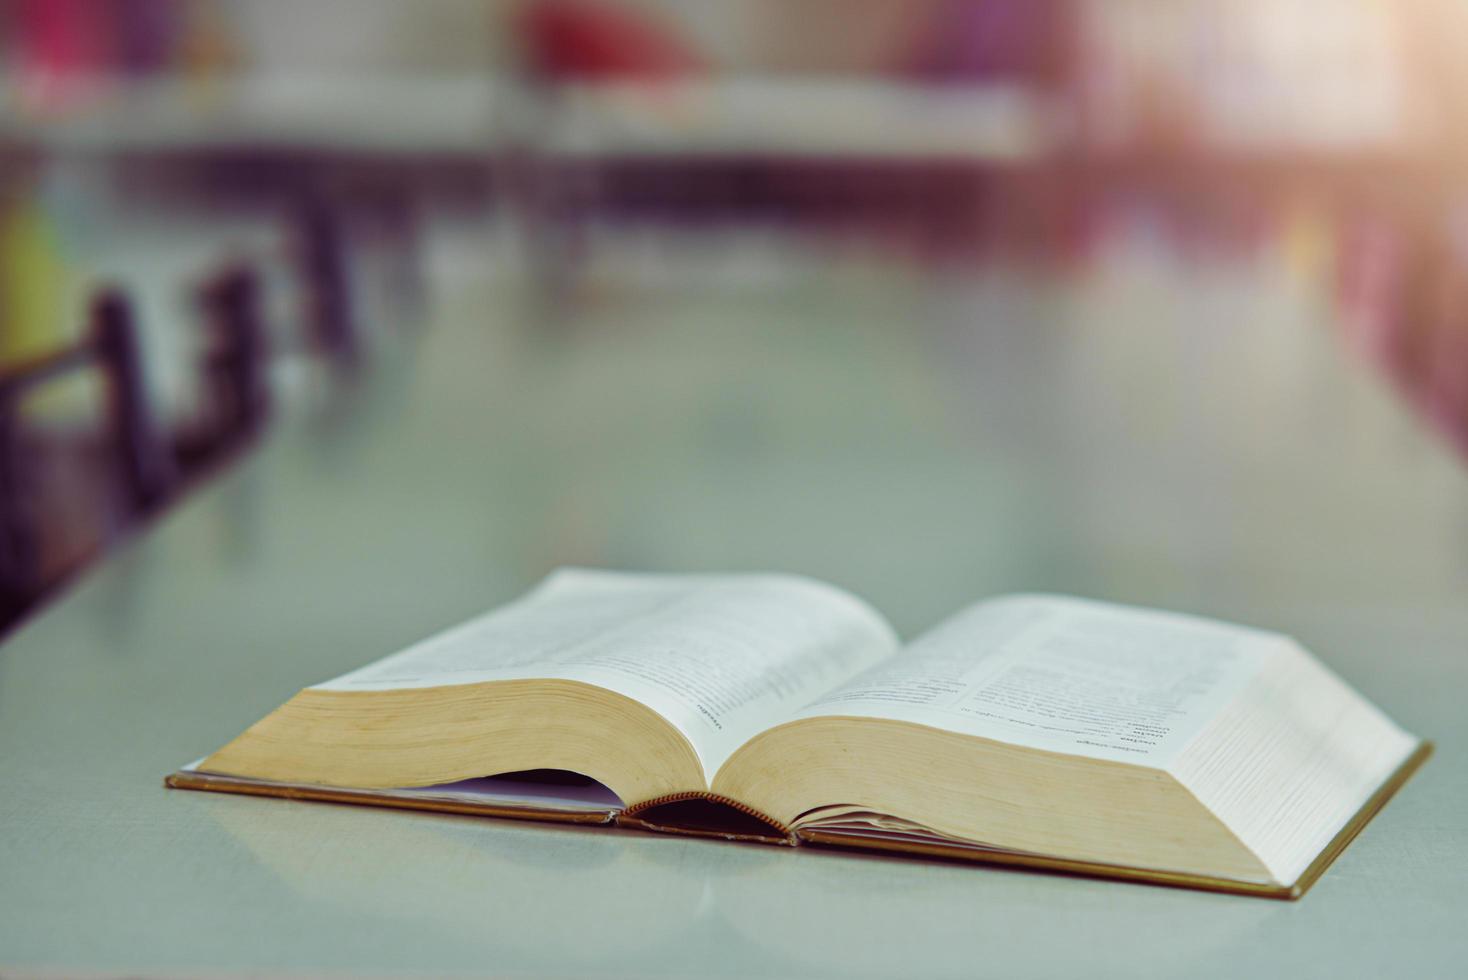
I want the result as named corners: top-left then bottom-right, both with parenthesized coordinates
top-left (0, 77), bottom-right (504, 155)
top-left (0, 75), bottom-right (1048, 159)
top-left (1, 236), bottom-right (1466, 978)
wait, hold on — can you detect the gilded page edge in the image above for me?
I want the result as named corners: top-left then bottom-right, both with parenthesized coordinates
top-left (795, 740), bottom-right (1434, 900)
top-left (163, 769), bottom-right (620, 826)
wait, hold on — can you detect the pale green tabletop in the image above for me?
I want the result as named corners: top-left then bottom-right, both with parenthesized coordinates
top-left (2, 244), bottom-right (1465, 978)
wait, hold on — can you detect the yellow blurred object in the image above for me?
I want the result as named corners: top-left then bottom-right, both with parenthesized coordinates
top-left (0, 184), bottom-right (95, 425)
top-left (0, 188), bottom-right (73, 367)
top-left (178, 0), bottom-right (242, 85)
top-left (1279, 198), bottom-right (1335, 289)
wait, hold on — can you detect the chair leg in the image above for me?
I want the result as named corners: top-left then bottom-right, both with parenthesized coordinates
top-left (90, 288), bottom-right (173, 516)
top-left (0, 408), bottom-right (39, 627)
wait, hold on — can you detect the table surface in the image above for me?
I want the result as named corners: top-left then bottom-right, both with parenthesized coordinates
top-left (3, 233), bottom-right (1466, 978)
top-left (0, 76), bottom-right (1044, 160)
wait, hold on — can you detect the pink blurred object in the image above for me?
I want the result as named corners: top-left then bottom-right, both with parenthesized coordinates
top-left (6, 0), bottom-right (182, 111)
top-left (9, 0), bottom-right (109, 108)
top-left (902, 0), bottom-right (1069, 86)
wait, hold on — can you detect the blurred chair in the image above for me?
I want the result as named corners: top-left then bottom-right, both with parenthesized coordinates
top-left (507, 0), bottom-right (1065, 285)
top-left (510, 0), bottom-right (705, 298)
top-left (90, 289), bottom-right (174, 511)
top-left (174, 262), bottom-right (271, 473)
top-left (0, 286), bottom-right (173, 630)
top-left (294, 196), bottom-right (360, 366)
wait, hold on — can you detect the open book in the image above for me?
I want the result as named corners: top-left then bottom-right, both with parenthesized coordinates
top-left (168, 569), bottom-right (1429, 898)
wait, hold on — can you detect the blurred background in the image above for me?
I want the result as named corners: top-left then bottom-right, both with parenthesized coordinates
top-left (3, 0), bottom-right (1468, 637)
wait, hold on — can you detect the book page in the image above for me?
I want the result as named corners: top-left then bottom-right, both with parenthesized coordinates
top-left (314, 568), bottom-right (898, 779)
top-left (791, 594), bottom-right (1282, 767)
top-left (178, 760), bottom-right (624, 811)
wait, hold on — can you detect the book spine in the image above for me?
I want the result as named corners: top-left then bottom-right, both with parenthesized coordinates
top-left (619, 791), bottom-right (796, 845)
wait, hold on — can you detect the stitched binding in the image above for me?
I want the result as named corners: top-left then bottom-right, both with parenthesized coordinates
top-left (621, 790), bottom-right (794, 842)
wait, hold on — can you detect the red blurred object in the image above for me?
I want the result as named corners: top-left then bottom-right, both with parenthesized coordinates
top-left (519, 0), bottom-right (704, 81)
